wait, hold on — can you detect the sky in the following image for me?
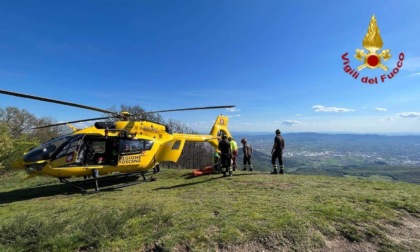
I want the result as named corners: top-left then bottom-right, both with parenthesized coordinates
top-left (0, 0), bottom-right (420, 134)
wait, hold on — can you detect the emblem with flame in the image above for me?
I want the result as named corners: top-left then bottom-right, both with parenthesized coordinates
top-left (354, 15), bottom-right (391, 71)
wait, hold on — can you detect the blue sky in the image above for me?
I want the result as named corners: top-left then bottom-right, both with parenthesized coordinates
top-left (1, 0), bottom-right (420, 134)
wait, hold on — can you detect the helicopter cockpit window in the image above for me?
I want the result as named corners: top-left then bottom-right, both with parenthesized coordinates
top-left (55, 135), bottom-right (84, 160)
top-left (23, 135), bottom-right (76, 162)
top-left (119, 139), bottom-right (154, 155)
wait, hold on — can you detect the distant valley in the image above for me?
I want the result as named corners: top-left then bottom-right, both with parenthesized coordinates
top-left (231, 132), bottom-right (420, 184)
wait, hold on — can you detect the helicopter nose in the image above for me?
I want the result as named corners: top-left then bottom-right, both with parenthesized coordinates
top-left (11, 159), bottom-right (25, 169)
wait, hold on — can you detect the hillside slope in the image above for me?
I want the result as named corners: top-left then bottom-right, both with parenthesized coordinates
top-left (0, 169), bottom-right (419, 251)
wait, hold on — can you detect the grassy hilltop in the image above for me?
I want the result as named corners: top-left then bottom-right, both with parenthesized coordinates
top-left (0, 169), bottom-right (419, 252)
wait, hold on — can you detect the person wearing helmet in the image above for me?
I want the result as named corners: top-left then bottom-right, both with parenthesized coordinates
top-left (218, 134), bottom-right (232, 177)
top-left (240, 138), bottom-right (253, 171)
top-left (271, 129), bottom-right (285, 174)
top-left (228, 137), bottom-right (238, 171)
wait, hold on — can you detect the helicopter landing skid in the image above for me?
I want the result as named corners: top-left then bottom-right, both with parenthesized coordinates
top-left (59, 171), bottom-right (154, 194)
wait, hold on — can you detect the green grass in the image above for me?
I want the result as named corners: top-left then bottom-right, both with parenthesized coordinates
top-left (0, 169), bottom-right (419, 251)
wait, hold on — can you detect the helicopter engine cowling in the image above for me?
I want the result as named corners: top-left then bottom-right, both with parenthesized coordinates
top-left (94, 122), bottom-right (116, 129)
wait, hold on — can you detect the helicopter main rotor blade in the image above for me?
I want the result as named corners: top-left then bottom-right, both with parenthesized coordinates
top-left (145, 105), bottom-right (235, 114)
top-left (0, 89), bottom-right (115, 114)
top-left (32, 116), bottom-right (118, 129)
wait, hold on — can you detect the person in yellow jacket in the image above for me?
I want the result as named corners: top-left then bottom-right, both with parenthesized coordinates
top-left (228, 137), bottom-right (238, 171)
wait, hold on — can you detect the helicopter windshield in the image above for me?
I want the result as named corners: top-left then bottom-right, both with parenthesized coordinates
top-left (23, 135), bottom-right (78, 162)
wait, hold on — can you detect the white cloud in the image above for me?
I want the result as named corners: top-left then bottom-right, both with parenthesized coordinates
top-left (227, 107), bottom-right (240, 112)
top-left (282, 120), bottom-right (302, 126)
top-left (312, 105), bottom-right (355, 113)
top-left (399, 112), bottom-right (420, 118)
top-left (374, 108), bottom-right (387, 112)
top-left (380, 117), bottom-right (394, 121)
top-left (409, 72), bottom-right (420, 77)
top-left (295, 113), bottom-right (303, 117)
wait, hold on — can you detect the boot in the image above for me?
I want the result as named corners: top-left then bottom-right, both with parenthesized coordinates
top-left (249, 165), bottom-right (253, 172)
top-left (271, 165), bottom-right (278, 174)
top-left (242, 165), bottom-right (247, 171)
top-left (280, 165), bottom-right (284, 174)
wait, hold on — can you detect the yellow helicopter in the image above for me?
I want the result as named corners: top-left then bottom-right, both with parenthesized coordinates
top-left (0, 89), bottom-right (234, 192)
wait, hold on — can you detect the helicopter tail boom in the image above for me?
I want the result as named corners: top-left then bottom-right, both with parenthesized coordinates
top-left (155, 115), bottom-right (231, 163)
top-left (172, 114), bottom-right (231, 148)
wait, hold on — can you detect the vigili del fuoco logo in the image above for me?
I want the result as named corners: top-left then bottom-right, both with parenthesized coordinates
top-left (342, 15), bottom-right (404, 84)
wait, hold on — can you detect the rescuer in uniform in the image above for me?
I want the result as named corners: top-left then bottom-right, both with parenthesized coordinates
top-left (271, 129), bottom-right (285, 174)
top-left (218, 134), bottom-right (232, 177)
top-left (228, 137), bottom-right (238, 171)
top-left (241, 138), bottom-right (253, 171)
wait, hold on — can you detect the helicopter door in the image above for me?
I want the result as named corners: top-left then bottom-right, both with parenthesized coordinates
top-left (117, 139), bottom-right (154, 166)
top-left (155, 139), bottom-right (185, 163)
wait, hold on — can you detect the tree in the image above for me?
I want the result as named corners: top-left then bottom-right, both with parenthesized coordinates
top-left (0, 106), bottom-right (66, 170)
top-left (0, 107), bottom-right (37, 137)
top-left (162, 119), bottom-right (213, 169)
top-left (0, 123), bottom-right (13, 170)
top-left (30, 116), bottom-right (70, 143)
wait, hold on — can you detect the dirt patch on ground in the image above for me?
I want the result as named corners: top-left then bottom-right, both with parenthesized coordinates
top-left (321, 238), bottom-right (379, 252)
top-left (381, 212), bottom-right (420, 250)
top-left (214, 212), bottom-right (420, 252)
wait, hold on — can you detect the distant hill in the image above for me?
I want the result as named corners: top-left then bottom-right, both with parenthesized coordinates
top-left (231, 133), bottom-right (420, 184)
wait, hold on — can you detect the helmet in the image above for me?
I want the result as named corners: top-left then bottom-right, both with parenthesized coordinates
top-left (275, 129), bottom-right (281, 134)
top-left (222, 134), bottom-right (227, 140)
top-left (228, 137), bottom-right (232, 141)
top-left (241, 138), bottom-right (246, 144)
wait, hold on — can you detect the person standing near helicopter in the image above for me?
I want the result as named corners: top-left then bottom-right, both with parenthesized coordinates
top-left (271, 129), bottom-right (285, 174)
top-left (240, 138), bottom-right (253, 171)
top-left (218, 134), bottom-right (232, 177)
top-left (228, 137), bottom-right (238, 171)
